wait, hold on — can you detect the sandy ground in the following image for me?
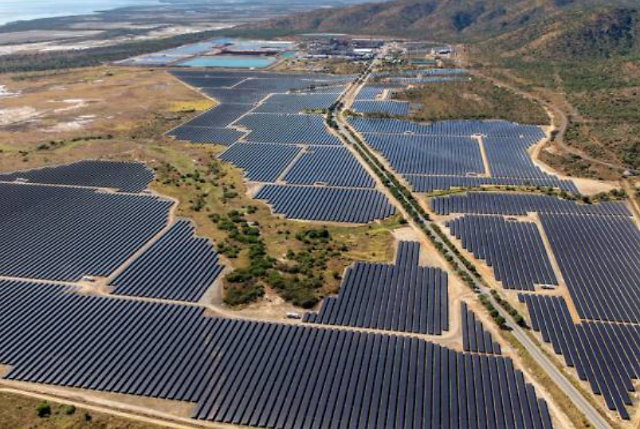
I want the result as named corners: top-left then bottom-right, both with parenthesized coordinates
top-left (530, 138), bottom-right (618, 195)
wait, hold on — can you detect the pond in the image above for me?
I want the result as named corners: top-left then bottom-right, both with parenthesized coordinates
top-left (177, 55), bottom-right (276, 69)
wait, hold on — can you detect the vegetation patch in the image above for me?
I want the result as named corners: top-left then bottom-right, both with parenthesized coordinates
top-left (394, 76), bottom-right (549, 125)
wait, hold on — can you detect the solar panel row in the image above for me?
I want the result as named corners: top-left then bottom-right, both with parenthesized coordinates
top-left (219, 143), bottom-right (302, 183)
top-left (167, 126), bottom-right (247, 146)
top-left (348, 117), bottom-right (545, 139)
top-left (109, 220), bottom-right (223, 302)
top-left (0, 160), bottom-right (153, 193)
top-left (0, 280), bottom-right (554, 429)
top-left (239, 114), bottom-right (342, 146)
top-left (347, 117), bottom-right (574, 193)
top-left (355, 86), bottom-right (388, 101)
top-left (255, 185), bottom-right (395, 223)
top-left (431, 192), bottom-right (630, 217)
top-left (405, 175), bottom-right (579, 194)
top-left (283, 146), bottom-right (375, 188)
top-left (174, 76), bottom-right (248, 88)
top-left (254, 93), bottom-right (338, 114)
top-left (193, 324), bottom-right (554, 429)
top-left (447, 215), bottom-right (557, 291)
top-left (200, 88), bottom-right (269, 104)
top-left (304, 241), bottom-right (448, 335)
top-left (520, 294), bottom-right (640, 420)
top-left (540, 213), bottom-right (640, 323)
top-left (352, 100), bottom-right (410, 116)
top-left (0, 183), bottom-right (171, 281)
top-left (483, 137), bottom-right (552, 180)
top-left (183, 103), bottom-right (254, 128)
top-left (386, 76), bottom-right (465, 84)
top-left (461, 302), bottom-right (502, 355)
top-left (364, 133), bottom-right (484, 176)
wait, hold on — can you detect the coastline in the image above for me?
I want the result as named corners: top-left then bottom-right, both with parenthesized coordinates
top-left (0, 0), bottom-right (162, 27)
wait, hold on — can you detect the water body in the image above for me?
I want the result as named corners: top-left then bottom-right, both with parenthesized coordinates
top-left (0, 0), bottom-right (161, 26)
top-left (177, 56), bottom-right (277, 69)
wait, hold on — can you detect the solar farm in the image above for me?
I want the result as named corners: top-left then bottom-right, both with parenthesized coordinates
top-left (348, 62), bottom-right (640, 423)
top-left (347, 117), bottom-right (577, 193)
top-left (429, 190), bottom-right (640, 420)
top-left (167, 70), bottom-right (396, 224)
top-left (4, 42), bottom-right (640, 429)
top-left (0, 159), bottom-right (561, 429)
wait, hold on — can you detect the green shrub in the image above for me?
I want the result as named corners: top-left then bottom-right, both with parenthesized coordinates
top-left (36, 401), bottom-right (51, 418)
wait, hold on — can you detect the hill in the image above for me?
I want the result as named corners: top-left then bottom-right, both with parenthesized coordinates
top-left (251, 0), bottom-right (640, 43)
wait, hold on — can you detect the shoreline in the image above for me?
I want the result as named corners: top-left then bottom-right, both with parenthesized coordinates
top-left (0, 0), bottom-right (163, 28)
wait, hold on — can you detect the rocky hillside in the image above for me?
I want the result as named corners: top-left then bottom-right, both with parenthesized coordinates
top-left (252, 0), bottom-right (640, 48)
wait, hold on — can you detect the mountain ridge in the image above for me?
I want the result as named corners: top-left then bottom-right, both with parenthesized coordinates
top-left (249, 0), bottom-right (640, 57)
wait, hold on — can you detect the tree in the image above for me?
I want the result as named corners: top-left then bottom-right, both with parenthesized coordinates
top-left (36, 401), bottom-right (51, 418)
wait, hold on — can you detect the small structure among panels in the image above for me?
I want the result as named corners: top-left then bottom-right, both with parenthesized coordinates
top-left (461, 302), bottom-right (501, 355)
top-left (109, 220), bottom-right (223, 302)
top-left (304, 241), bottom-right (449, 335)
top-left (0, 160), bottom-right (154, 193)
top-left (447, 215), bottom-right (557, 290)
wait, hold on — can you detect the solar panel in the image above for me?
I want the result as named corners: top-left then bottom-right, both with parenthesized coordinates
top-left (0, 183), bottom-right (171, 281)
top-left (305, 241), bottom-right (448, 335)
top-left (447, 215), bottom-right (557, 290)
top-left (255, 185), bottom-right (396, 223)
top-left (0, 160), bottom-right (153, 193)
top-left (110, 220), bottom-right (223, 302)
top-left (521, 294), bottom-right (640, 420)
top-left (283, 146), bottom-right (375, 188)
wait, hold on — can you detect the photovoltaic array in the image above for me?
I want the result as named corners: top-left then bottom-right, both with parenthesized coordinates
top-left (539, 213), bottom-right (640, 323)
top-left (219, 143), bottom-right (302, 183)
top-left (283, 146), bottom-right (375, 188)
top-left (304, 241), bottom-right (449, 335)
top-left (447, 215), bottom-right (557, 291)
top-left (431, 192), bottom-right (629, 216)
top-left (170, 71), bottom-right (393, 223)
top-left (0, 182), bottom-right (171, 281)
top-left (352, 100), bottom-right (410, 116)
top-left (0, 160), bottom-right (154, 193)
top-left (461, 302), bottom-right (502, 355)
top-left (240, 114), bottom-right (341, 146)
top-left (168, 70), bottom-right (349, 146)
top-left (431, 190), bottom-right (640, 419)
top-left (168, 126), bottom-right (247, 145)
top-left (521, 294), bottom-right (640, 419)
top-left (0, 280), bottom-right (555, 429)
top-left (348, 117), bottom-right (577, 193)
top-left (364, 134), bottom-right (484, 176)
top-left (110, 220), bottom-right (223, 302)
top-left (255, 185), bottom-right (395, 223)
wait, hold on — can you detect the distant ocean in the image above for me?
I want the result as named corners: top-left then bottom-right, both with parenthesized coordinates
top-left (0, 0), bottom-right (162, 26)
